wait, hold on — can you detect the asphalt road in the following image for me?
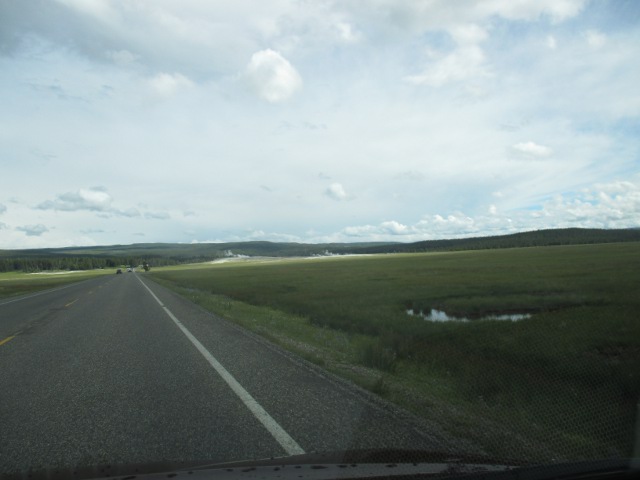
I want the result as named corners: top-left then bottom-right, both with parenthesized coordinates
top-left (0, 273), bottom-right (448, 474)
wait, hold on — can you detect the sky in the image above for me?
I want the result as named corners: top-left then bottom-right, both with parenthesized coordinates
top-left (1, 0), bottom-right (639, 249)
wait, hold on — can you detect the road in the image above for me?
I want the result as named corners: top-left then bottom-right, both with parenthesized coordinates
top-left (0, 272), bottom-right (448, 474)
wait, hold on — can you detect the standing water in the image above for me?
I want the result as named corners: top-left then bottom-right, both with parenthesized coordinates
top-left (406, 309), bottom-right (531, 322)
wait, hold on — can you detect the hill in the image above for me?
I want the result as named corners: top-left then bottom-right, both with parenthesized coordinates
top-left (357, 227), bottom-right (640, 253)
top-left (0, 228), bottom-right (638, 272)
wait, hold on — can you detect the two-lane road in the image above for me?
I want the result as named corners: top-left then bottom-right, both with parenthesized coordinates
top-left (0, 272), bottom-right (449, 474)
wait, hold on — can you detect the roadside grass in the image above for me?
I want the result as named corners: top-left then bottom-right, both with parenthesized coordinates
top-left (0, 269), bottom-right (111, 299)
top-left (147, 243), bottom-right (640, 462)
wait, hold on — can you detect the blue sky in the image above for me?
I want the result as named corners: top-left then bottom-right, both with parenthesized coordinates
top-left (1, 0), bottom-right (639, 248)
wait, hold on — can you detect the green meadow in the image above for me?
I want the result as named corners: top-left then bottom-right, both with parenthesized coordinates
top-left (0, 269), bottom-right (110, 299)
top-left (149, 243), bottom-right (640, 462)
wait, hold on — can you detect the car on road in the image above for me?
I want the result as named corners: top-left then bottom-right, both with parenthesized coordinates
top-left (116, 269), bottom-right (122, 274)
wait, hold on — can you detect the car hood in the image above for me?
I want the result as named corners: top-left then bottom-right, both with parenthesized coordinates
top-left (2, 450), bottom-right (637, 480)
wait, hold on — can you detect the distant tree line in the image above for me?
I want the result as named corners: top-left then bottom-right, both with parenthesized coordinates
top-left (357, 228), bottom-right (640, 254)
top-left (0, 255), bottom-right (218, 273)
top-left (1, 228), bottom-right (638, 272)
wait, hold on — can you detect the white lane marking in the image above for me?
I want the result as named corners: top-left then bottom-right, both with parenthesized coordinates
top-left (0, 281), bottom-right (85, 307)
top-left (136, 276), bottom-right (305, 456)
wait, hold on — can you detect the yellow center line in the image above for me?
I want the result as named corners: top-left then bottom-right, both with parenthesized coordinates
top-left (65, 299), bottom-right (78, 307)
top-left (0, 336), bottom-right (16, 346)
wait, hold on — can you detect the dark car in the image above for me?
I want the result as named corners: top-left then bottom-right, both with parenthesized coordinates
top-left (116, 269), bottom-right (122, 274)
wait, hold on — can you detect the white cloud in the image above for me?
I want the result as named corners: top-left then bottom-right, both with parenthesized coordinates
top-left (432, 212), bottom-right (477, 230)
top-left (245, 49), bottom-right (302, 102)
top-left (149, 72), bottom-right (193, 97)
top-left (114, 207), bottom-right (141, 218)
top-left (335, 22), bottom-right (359, 43)
top-left (449, 24), bottom-right (488, 45)
top-left (34, 188), bottom-right (156, 219)
top-left (325, 183), bottom-right (349, 201)
top-left (475, 0), bottom-right (587, 23)
top-left (340, 0), bottom-right (586, 39)
top-left (406, 44), bottom-right (488, 87)
top-left (585, 29), bottom-right (607, 48)
top-left (144, 211), bottom-right (171, 220)
top-left (380, 220), bottom-right (410, 235)
top-left (0, 0), bottom-right (635, 248)
top-left (338, 211), bottom-right (481, 241)
top-left (406, 23), bottom-right (490, 88)
top-left (511, 141), bottom-right (553, 159)
top-left (107, 49), bottom-right (139, 66)
top-left (343, 220), bottom-right (411, 236)
top-left (534, 180), bottom-right (640, 227)
top-left (55, 0), bottom-right (118, 23)
top-left (37, 187), bottom-right (113, 212)
top-left (17, 224), bottom-right (49, 237)
top-left (394, 171), bottom-right (425, 181)
top-left (327, 179), bottom-right (640, 242)
top-left (0, 203), bottom-right (6, 214)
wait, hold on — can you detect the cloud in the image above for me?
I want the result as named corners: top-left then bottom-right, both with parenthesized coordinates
top-left (149, 72), bottom-right (193, 97)
top-left (510, 141), bottom-right (553, 159)
top-left (394, 2), bottom-right (587, 88)
top-left (329, 179), bottom-right (640, 242)
top-left (106, 49), bottom-right (139, 66)
top-left (405, 44), bottom-right (488, 87)
top-left (335, 22), bottom-right (359, 43)
top-left (394, 171), bottom-right (425, 181)
top-left (340, 212), bottom-right (479, 240)
top-left (533, 180), bottom-right (640, 228)
top-left (245, 49), bottom-right (302, 102)
top-left (325, 183), bottom-right (349, 201)
top-left (476, 0), bottom-right (587, 22)
top-left (17, 224), bottom-right (49, 236)
top-left (37, 187), bottom-right (112, 212)
top-left (114, 207), bottom-right (141, 218)
top-left (55, 0), bottom-right (118, 23)
top-left (144, 211), bottom-right (171, 220)
top-left (449, 24), bottom-right (488, 45)
top-left (339, 0), bottom-right (586, 36)
top-left (584, 29), bottom-right (607, 48)
top-left (342, 220), bottom-right (411, 236)
top-left (0, 203), bottom-right (6, 214)
top-left (35, 188), bottom-right (144, 218)
top-left (0, 0), bottom-right (634, 249)
top-left (26, 81), bottom-right (84, 102)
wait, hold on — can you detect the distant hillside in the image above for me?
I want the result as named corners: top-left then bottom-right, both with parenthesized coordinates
top-left (0, 228), bottom-right (638, 272)
top-left (0, 241), bottom-right (390, 272)
top-left (357, 228), bottom-right (640, 253)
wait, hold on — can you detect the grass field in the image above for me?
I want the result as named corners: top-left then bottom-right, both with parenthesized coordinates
top-left (0, 269), bottom-right (112, 299)
top-left (148, 243), bottom-right (640, 462)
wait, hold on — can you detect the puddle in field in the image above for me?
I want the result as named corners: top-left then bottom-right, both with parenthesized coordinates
top-left (406, 308), bottom-right (531, 322)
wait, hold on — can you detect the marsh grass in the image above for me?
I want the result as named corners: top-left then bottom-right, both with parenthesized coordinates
top-left (149, 243), bottom-right (640, 461)
top-left (0, 270), bottom-right (110, 299)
